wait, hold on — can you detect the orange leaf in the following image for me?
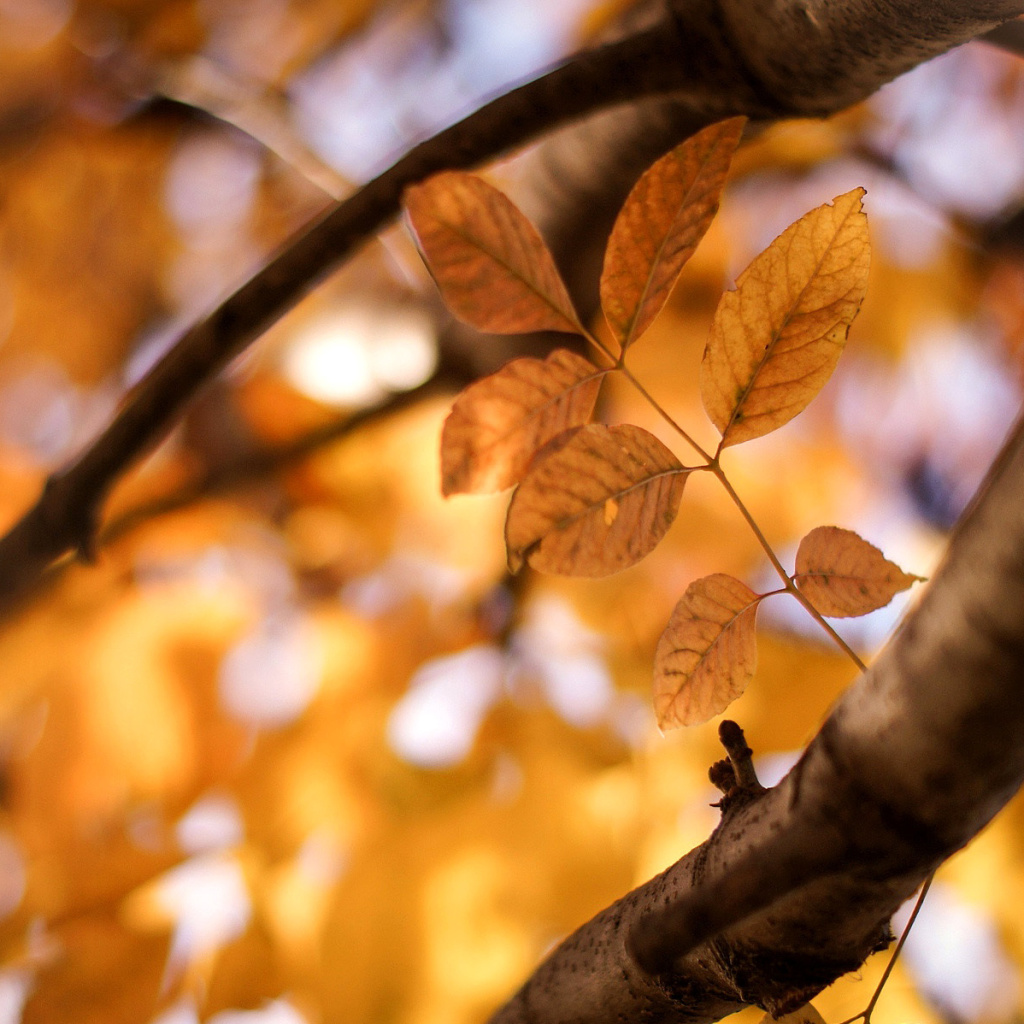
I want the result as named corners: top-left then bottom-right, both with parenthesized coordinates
top-left (653, 574), bottom-right (761, 728)
top-left (441, 349), bottom-right (607, 495)
top-left (795, 525), bottom-right (923, 617)
top-left (601, 117), bottom-right (744, 350)
top-left (505, 423), bottom-right (687, 576)
top-left (404, 172), bottom-right (584, 335)
top-left (701, 188), bottom-right (870, 448)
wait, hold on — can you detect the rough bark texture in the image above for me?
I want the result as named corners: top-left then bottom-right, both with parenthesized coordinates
top-left (488, 412), bottom-right (1024, 1022)
top-left (0, 0), bottom-right (1019, 610)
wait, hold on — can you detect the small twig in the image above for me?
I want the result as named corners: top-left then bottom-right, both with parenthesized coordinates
top-left (18, 369), bottom-right (467, 609)
top-left (836, 874), bottom-right (934, 1024)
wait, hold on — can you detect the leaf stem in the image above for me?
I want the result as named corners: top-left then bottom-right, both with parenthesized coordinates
top-left (711, 465), bottom-right (868, 673)
top-left (837, 874), bottom-right (934, 1024)
top-left (614, 360), bottom-right (713, 463)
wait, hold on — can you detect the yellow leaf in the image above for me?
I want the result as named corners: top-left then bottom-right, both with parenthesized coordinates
top-left (404, 172), bottom-right (584, 335)
top-left (653, 574), bottom-right (761, 728)
top-left (505, 423), bottom-right (687, 576)
top-left (759, 1003), bottom-right (828, 1024)
top-left (441, 349), bottom-right (607, 495)
top-left (794, 525), bottom-right (923, 618)
top-left (601, 117), bottom-right (745, 350)
top-left (700, 188), bottom-right (870, 448)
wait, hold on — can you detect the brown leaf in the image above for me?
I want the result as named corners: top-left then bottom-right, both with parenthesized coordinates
top-left (601, 118), bottom-right (744, 350)
top-left (505, 423), bottom-right (687, 576)
top-left (701, 188), bottom-right (870, 448)
top-left (441, 349), bottom-right (607, 495)
top-left (795, 525), bottom-right (923, 617)
top-left (653, 574), bottom-right (761, 728)
top-left (404, 172), bottom-right (584, 335)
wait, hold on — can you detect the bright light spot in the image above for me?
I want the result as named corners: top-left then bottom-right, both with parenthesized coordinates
top-left (282, 304), bottom-right (436, 408)
top-left (207, 1000), bottom-right (308, 1024)
top-left (296, 829), bottom-right (346, 886)
top-left (220, 614), bottom-right (322, 727)
top-left (342, 553), bottom-right (469, 616)
top-left (289, 0), bottom-right (589, 178)
top-left (0, 971), bottom-right (29, 1024)
top-left (176, 794), bottom-right (245, 854)
top-left (871, 48), bottom-right (1024, 218)
top-left (610, 693), bottom-right (655, 748)
top-left (895, 881), bottom-right (1020, 1022)
top-left (0, 0), bottom-right (70, 48)
top-left (0, 359), bottom-right (79, 465)
top-left (164, 132), bottom-right (261, 236)
top-left (151, 1000), bottom-right (199, 1024)
top-left (511, 595), bottom-right (612, 727)
top-left (754, 750), bottom-right (801, 789)
top-left (387, 645), bottom-right (504, 768)
top-left (836, 322), bottom-right (1021, 518)
top-left (447, 0), bottom-right (593, 85)
top-left (158, 853), bottom-right (251, 968)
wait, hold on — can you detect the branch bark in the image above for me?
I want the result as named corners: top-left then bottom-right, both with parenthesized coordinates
top-left (489, 409), bottom-right (1024, 1023)
top-left (0, 0), bottom-right (1018, 611)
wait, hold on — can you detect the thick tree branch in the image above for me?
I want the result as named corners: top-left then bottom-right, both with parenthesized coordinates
top-left (488, 409), bottom-right (1024, 1023)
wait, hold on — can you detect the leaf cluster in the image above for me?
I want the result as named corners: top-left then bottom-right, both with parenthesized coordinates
top-left (404, 118), bottom-right (923, 728)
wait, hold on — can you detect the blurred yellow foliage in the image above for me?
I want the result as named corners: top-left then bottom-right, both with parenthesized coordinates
top-left (0, 3), bottom-right (1019, 1024)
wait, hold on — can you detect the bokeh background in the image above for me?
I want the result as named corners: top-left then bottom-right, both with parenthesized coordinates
top-left (1, 2), bottom-right (1023, 1023)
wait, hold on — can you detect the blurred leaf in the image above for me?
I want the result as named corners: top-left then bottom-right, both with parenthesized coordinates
top-left (404, 172), bottom-right (583, 335)
top-left (601, 117), bottom-right (744, 350)
top-left (795, 525), bottom-right (923, 618)
top-left (441, 349), bottom-right (607, 495)
top-left (505, 423), bottom-right (688, 576)
top-left (701, 189), bottom-right (870, 448)
top-left (22, 915), bottom-right (170, 1024)
top-left (653, 574), bottom-right (761, 728)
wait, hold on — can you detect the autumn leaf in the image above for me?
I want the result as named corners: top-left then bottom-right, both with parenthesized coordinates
top-left (441, 349), bottom-right (607, 495)
top-left (653, 574), bottom-right (761, 728)
top-left (601, 117), bottom-right (744, 350)
top-left (505, 423), bottom-right (688, 576)
top-left (794, 525), bottom-right (923, 617)
top-left (404, 171), bottom-right (584, 335)
top-left (701, 188), bottom-right (870, 449)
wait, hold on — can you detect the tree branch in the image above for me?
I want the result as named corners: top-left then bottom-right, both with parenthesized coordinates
top-left (488, 408), bottom-right (1024, 1023)
top-left (0, 0), bottom-right (1018, 611)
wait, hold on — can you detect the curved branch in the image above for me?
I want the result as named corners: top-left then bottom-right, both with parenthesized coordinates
top-left (488, 409), bottom-right (1024, 1024)
top-left (0, 0), bottom-right (1019, 610)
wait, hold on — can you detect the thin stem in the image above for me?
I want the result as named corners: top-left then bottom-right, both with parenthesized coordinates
top-left (581, 330), bottom-right (620, 369)
top-left (837, 873), bottom-right (934, 1024)
top-left (615, 361), bottom-right (713, 463)
top-left (712, 465), bottom-right (868, 672)
top-left (610, 343), bottom-right (866, 673)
